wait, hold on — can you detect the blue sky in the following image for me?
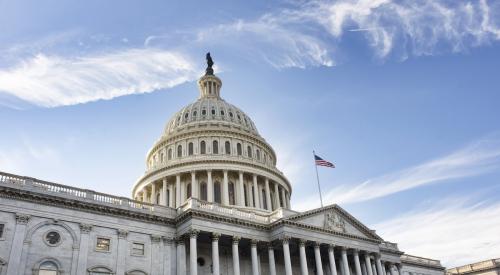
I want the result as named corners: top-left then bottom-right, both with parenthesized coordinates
top-left (1, 0), bottom-right (500, 267)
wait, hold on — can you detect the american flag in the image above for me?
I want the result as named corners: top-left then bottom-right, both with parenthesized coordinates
top-left (314, 154), bottom-right (335, 168)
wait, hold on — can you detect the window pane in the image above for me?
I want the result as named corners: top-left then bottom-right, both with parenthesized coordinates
top-left (0, 224), bottom-right (4, 238)
top-left (96, 238), bottom-right (110, 251)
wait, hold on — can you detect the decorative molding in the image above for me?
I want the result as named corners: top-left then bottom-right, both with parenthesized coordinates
top-left (250, 239), bottom-right (259, 246)
top-left (189, 229), bottom-right (199, 238)
top-left (79, 224), bottom-right (93, 234)
top-left (163, 237), bottom-right (173, 245)
top-left (117, 229), bottom-right (128, 239)
top-left (324, 211), bottom-right (346, 233)
top-left (280, 235), bottom-right (291, 245)
top-left (211, 232), bottom-right (221, 241)
top-left (298, 239), bottom-right (307, 246)
top-left (232, 235), bottom-right (241, 244)
top-left (151, 235), bottom-right (162, 243)
top-left (15, 213), bottom-right (30, 224)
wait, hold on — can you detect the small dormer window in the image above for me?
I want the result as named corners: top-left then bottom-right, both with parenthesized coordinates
top-left (184, 113), bottom-right (189, 118)
top-left (193, 111), bottom-right (197, 117)
top-left (212, 109), bottom-right (216, 115)
top-left (237, 114), bottom-right (241, 120)
top-left (221, 110), bottom-right (225, 116)
top-left (229, 112), bottom-right (233, 118)
top-left (202, 109), bottom-right (206, 116)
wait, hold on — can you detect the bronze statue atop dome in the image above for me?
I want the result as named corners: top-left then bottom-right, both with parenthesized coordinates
top-left (205, 52), bottom-right (214, 75)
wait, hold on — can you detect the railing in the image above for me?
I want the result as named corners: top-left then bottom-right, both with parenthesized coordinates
top-left (179, 198), bottom-right (290, 224)
top-left (0, 171), bottom-right (176, 217)
top-left (380, 241), bottom-right (399, 250)
top-left (447, 259), bottom-right (500, 274)
top-left (401, 254), bottom-right (442, 267)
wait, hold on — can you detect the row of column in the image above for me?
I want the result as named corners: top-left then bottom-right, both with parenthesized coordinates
top-left (137, 170), bottom-right (291, 211)
top-left (176, 231), bottom-right (403, 275)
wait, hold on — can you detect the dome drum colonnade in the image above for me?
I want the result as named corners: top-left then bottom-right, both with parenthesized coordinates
top-left (133, 65), bottom-right (292, 211)
top-left (172, 229), bottom-right (403, 275)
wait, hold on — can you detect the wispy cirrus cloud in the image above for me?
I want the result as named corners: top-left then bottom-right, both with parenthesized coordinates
top-left (374, 196), bottom-right (500, 267)
top-left (293, 135), bottom-right (500, 210)
top-left (0, 48), bottom-right (198, 107)
top-left (187, 0), bottom-right (500, 68)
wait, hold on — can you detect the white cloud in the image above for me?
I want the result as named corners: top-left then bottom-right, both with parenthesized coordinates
top-left (373, 197), bottom-right (500, 267)
top-left (207, 0), bottom-right (500, 65)
top-left (0, 48), bottom-right (198, 107)
top-left (293, 136), bottom-right (500, 210)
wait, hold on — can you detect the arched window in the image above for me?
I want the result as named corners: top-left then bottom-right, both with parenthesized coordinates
top-left (237, 143), bottom-right (242, 156)
top-left (220, 110), bottom-right (225, 116)
top-left (247, 146), bottom-right (252, 158)
top-left (228, 182), bottom-right (235, 205)
top-left (88, 266), bottom-right (113, 275)
top-left (193, 110), bottom-right (197, 117)
top-left (160, 153), bottom-right (164, 163)
top-left (200, 141), bottom-right (206, 154)
top-left (188, 142), bottom-right (194, 156)
top-left (225, 141), bottom-right (231, 155)
top-left (212, 140), bottom-right (219, 154)
top-left (202, 109), bottom-right (207, 116)
top-left (168, 148), bottom-right (172, 160)
top-left (38, 260), bottom-right (59, 275)
top-left (214, 181), bottom-right (221, 203)
top-left (256, 149), bottom-right (260, 160)
top-left (211, 108), bottom-right (216, 115)
top-left (200, 182), bottom-right (207, 201)
top-left (177, 145), bottom-right (182, 158)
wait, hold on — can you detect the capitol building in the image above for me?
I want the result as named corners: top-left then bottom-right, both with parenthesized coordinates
top-left (0, 57), bottom-right (447, 275)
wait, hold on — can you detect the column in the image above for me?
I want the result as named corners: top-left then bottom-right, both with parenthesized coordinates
top-left (375, 255), bottom-right (384, 275)
top-left (175, 174), bottom-right (181, 208)
top-left (268, 244), bottom-right (277, 275)
top-left (212, 233), bottom-right (220, 275)
top-left (6, 214), bottom-right (30, 275)
top-left (286, 192), bottom-right (291, 209)
top-left (189, 230), bottom-right (199, 275)
top-left (341, 247), bottom-right (350, 275)
top-left (280, 188), bottom-right (287, 209)
top-left (163, 179), bottom-right (168, 206)
top-left (191, 172), bottom-right (198, 199)
top-left (207, 170), bottom-right (214, 202)
top-left (282, 237), bottom-right (293, 275)
top-left (389, 264), bottom-right (396, 275)
top-left (364, 254), bottom-right (373, 275)
top-left (163, 238), bottom-right (173, 275)
top-left (328, 245), bottom-right (338, 275)
top-left (251, 239), bottom-right (260, 275)
top-left (299, 239), bottom-right (309, 275)
top-left (361, 258), bottom-right (368, 275)
top-left (372, 261), bottom-right (378, 275)
top-left (232, 236), bottom-right (241, 275)
top-left (116, 230), bottom-right (128, 275)
top-left (274, 183), bottom-right (280, 208)
top-left (253, 174), bottom-right (260, 208)
top-left (314, 242), bottom-right (324, 275)
top-left (223, 170), bottom-right (229, 205)
top-left (75, 224), bottom-right (92, 275)
top-left (396, 264), bottom-right (402, 275)
top-left (265, 178), bottom-right (272, 210)
top-left (168, 184), bottom-right (174, 208)
top-left (353, 250), bottom-right (362, 275)
top-left (176, 237), bottom-right (186, 275)
top-left (151, 235), bottom-right (162, 275)
top-left (151, 183), bottom-right (157, 204)
top-left (238, 171), bottom-right (245, 206)
top-left (248, 181), bottom-right (254, 207)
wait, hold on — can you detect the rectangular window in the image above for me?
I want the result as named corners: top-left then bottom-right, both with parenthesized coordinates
top-left (132, 242), bottom-right (145, 256)
top-left (0, 223), bottom-right (4, 238)
top-left (96, 237), bottom-right (110, 252)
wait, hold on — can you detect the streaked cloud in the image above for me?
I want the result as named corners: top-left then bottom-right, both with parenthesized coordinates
top-left (293, 135), bottom-right (500, 210)
top-left (0, 48), bottom-right (198, 107)
top-left (374, 196), bottom-right (500, 267)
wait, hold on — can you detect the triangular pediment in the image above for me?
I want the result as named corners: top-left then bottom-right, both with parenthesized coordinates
top-left (285, 204), bottom-right (382, 240)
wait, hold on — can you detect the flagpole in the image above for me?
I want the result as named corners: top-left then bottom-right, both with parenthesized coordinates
top-left (313, 150), bottom-right (324, 208)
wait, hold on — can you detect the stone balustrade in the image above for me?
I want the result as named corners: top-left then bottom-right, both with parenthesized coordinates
top-left (401, 254), bottom-right (442, 267)
top-left (447, 259), bottom-right (500, 274)
top-left (0, 171), bottom-right (177, 217)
